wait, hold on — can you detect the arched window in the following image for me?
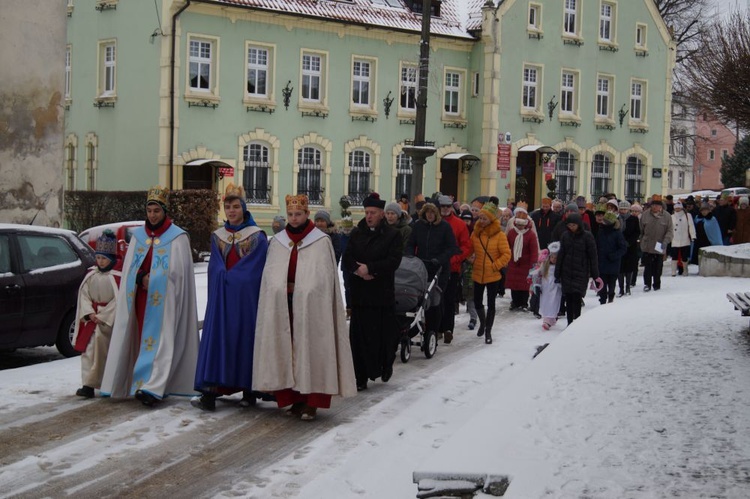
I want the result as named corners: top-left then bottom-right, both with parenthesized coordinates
top-left (348, 149), bottom-right (372, 206)
top-left (395, 153), bottom-right (412, 198)
top-left (555, 151), bottom-right (577, 202)
top-left (297, 146), bottom-right (324, 205)
top-left (243, 143), bottom-right (271, 204)
top-left (625, 156), bottom-right (644, 202)
top-left (590, 153), bottom-right (611, 198)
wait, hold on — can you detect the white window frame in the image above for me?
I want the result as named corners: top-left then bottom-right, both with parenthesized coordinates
top-left (709, 149), bottom-right (715, 161)
top-left (596, 75), bottom-right (614, 121)
top-left (395, 152), bottom-right (413, 198)
top-left (347, 149), bottom-right (373, 206)
top-left (299, 49), bottom-right (328, 110)
top-left (297, 146), bottom-right (325, 205)
top-left (245, 43), bottom-right (274, 103)
top-left (399, 62), bottom-right (418, 114)
top-left (591, 153), bottom-right (612, 198)
top-left (528, 3), bottom-right (542, 32)
top-left (522, 64), bottom-right (541, 112)
top-left (555, 151), bottom-right (578, 201)
top-left (351, 56), bottom-right (377, 114)
top-left (599, 2), bottom-right (616, 44)
top-left (678, 170), bottom-right (685, 189)
top-left (624, 155), bottom-right (644, 201)
top-left (563, 0), bottom-right (579, 38)
top-left (242, 143), bottom-right (272, 205)
top-left (443, 68), bottom-right (466, 120)
top-left (97, 39), bottom-right (116, 99)
top-left (471, 72), bottom-right (480, 97)
top-left (635, 23), bottom-right (647, 49)
top-left (186, 34), bottom-right (220, 102)
top-left (64, 135), bottom-right (77, 191)
top-left (65, 45), bottom-right (72, 103)
top-left (560, 70), bottom-right (578, 117)
top-left (629, 79), bottom-right (647, 124)
top-left (84, 134), bottom-right (98, 191)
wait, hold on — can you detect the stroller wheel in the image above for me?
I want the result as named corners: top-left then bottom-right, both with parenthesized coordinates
top-left (424, 331), bottom-right (437, 359)
top-left (400, 340), bottom-right (411, 363)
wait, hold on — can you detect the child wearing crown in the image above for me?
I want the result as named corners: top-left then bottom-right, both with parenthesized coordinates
top-left (192, 183), bottom-right (270, 411)
top-left (73, 230), bottom-right (122, 398)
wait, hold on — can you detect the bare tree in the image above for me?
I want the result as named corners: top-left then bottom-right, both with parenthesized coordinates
top-left (684, 11), bottom-right (750, 131)
top-left (653, 0), bottom-right (711, 66)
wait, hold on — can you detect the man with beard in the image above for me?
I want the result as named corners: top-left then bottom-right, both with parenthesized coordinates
top-left (343, 193), bottom-right (403, 391)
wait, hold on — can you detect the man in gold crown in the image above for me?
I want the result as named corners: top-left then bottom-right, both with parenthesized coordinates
top-left (192, 183), bottom-right (269, 411)
top-left (101, 186), bottom-right (200, 406)
top-left (253, 193), bottom-right (356, 421)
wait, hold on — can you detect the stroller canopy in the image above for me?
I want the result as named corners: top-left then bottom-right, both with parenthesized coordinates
top-left (394, 256), bottom-right (429, 314)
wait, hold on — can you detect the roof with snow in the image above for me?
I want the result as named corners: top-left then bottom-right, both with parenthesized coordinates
top-left (207, 0), bottom-right (486, 39)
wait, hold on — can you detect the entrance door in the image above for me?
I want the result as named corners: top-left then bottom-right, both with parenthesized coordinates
top-left (439, 158), bottom-right (459, 201)
top-left (515, 151), bottom-right (538, 210)
top-left (183, 164), bottom-right (215, 190)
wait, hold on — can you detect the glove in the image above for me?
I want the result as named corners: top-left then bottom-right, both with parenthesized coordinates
top-left (589, 277), bottom-right (604, 292)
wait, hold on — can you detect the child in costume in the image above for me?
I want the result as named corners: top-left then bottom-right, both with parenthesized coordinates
top-left (73, 230), bottom-right (121, 398)
top-left (536, 242), bottom-right (562, 330)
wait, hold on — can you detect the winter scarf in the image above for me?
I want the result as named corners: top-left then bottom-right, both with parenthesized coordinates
top-left (511, 224), bottom-right (529, 262)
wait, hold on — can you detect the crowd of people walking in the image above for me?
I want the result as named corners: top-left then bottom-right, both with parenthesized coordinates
top-left (72, 186), bottom-right (750, 420)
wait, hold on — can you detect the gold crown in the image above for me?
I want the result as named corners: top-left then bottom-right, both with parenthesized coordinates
top-left (285, 194), bottom-right (309, 212)
top-left (147, 185), bottom-right (169, 206)
top-left (223, 182), bottom-right (245, 201)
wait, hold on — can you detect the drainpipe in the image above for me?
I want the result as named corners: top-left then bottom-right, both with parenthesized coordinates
top-left (170, 0), bottom-right (191, 190)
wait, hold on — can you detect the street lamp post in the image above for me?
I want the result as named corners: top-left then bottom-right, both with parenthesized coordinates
top-left (404, 0), bottom-right (437, 210)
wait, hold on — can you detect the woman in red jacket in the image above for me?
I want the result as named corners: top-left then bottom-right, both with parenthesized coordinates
top-left (505, 207), bottom-right (539, 312)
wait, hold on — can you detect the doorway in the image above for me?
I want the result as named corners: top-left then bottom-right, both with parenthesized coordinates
top-left (515, 151), bottom-right (537, 209)
top-left (439, 158), bottom-right (459, 201)
top-left (183, 162), bottom-right (216, 190)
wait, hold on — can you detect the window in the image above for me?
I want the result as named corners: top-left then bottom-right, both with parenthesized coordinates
top-left (555, 151), bottom-right (577, 201)
top-left (678, 171), bottom-right (685, 189)
top-left (709, 149), bottom-right (715, 161)
top-left (671, 129), bottom-right (687, 158)
top-left (636, 23), bottom-right (647, 48)
top-left (302, 52), bottom-right (322, 102)
top-left (19, 235), bottom-right (79, 272)
top-left (528, 3), bottom-right (541, 31)
top-left (65, 45), bottom-right (72, 101)
top-left (348, 150), bottom-right (372, 206)
top-left (599, 2), bottom-right (615, 43)
top-left (400, 64), bottom-right (417, 112)
top-left (564, 0), bottom-right (578, 36)
top-left (396, 153), bottom-right (413, 197)
top-left (86, 142), bottom-right (96, 190)
top-left (624, 156), bottom-right (644, 202)
top-left (596, 76), bottom-right (612, 119)
top-left (630, 80), bottom-right (645, 122)
top-left (472, 72), bottom-right (480, 97)
top-left (297, 146), bottom-right (324, 205)
top-left (189, 39), bottom-right (212, 92)
top-left (246, 46), bottom-right (269, 98)
top-left (522, 65), bottom-right (540, 110)
top-left (352, 59), bottom-right (371, 107)
top-left (560, 71), bottom-right (576, 115)
top-left (722, 149), bottom-right (729, 160)
top-left (65, 141), bottom-right (76, 191)
top-left (711, 129), bottom-right (717, 137)
top-left (444, 71), bottom-right (460, 115)
top-left (97, 40), bottom-right (116, 98)
top-left (591, 153), bottom-right (611, 198)
top-left (243, 143), bottom-right (271, 204)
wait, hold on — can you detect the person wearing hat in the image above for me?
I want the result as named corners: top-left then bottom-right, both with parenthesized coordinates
top-left (616, 200), bottom-right (640, 296)
top-left (101, 186), bottom-right (200, 407)
top-left (537, 241), bottom-right (563, 330)
top-left (506, 206), bottom-right (539, 312)
top-left (405, 199), bottom-right (459, 341)
top-left (733, 196), bottom-right (750, 244)
top-left (73, 230), bottom-right (122, 399)
top-left (271, 215), bottom-right (286, 235)
top-left (385, 201), bottom-right (411, 252)
top-left (343, 193), bottom-right (403, 391)
top-left (436, 195), bottom-right (472, 345)
top-left (459, 209), bottom-right (479, 329)
top-left (253, 194), bottom-right (356, 421)
top-left (398, 193), bottom-right (410, 214)
top-left (670, 201), bottom-right (696, 276)
top-left (469, 201), bottom-right (511, 344)
top-left (691, 202), bottom-right (723, 265)
top-left (314, 210), bottom-right (342, 264)
top-left (530, 197), bottom-right (562, 250)
top-left (596, 211), bottom-right (627, 304)
top-left (555, 213), bottom-right (600, 325)
top-left (713, 193), bottom-right (737, 245)
top-left (551, 202), bottom-right (588, 243)
top-left (639, 195), bottom-right (673, 292)
top-left (192, 184), bottom-right (270, 411)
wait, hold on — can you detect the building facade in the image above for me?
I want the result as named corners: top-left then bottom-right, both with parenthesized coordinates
top-left (693, 112), bottom-right (737, 191)
top-left (64, 0), bottom-right (675, 224)
top-left (668, 94), bottom-right (696, 196)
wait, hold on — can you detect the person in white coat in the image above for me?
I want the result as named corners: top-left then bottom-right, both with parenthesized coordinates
top-left (670, 202), bottom-right (696, 276)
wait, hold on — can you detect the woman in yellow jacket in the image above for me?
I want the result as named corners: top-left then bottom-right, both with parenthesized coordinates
top-left (470, 201), bottom-right (511, 344)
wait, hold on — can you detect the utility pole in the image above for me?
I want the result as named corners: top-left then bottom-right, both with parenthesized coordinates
top-left (404, 0), bottom-right (437, 210)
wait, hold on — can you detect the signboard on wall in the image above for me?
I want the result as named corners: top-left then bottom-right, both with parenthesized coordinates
top-left (219, 167), bottom-right (234, 178)
top-left (497, 144), bottom-right (511, 171)
top-left (543, 161), bottom-right (555, 174)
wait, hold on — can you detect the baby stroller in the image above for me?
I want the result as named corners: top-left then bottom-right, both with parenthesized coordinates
top-left (393, 256), bottom-right (442, 362)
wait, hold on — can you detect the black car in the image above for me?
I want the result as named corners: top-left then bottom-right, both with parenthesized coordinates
top-left (0, 224), bottom-right (96, 357)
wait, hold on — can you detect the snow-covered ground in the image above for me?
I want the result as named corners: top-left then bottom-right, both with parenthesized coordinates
top-left (2, 264), bottom-right (750, 498)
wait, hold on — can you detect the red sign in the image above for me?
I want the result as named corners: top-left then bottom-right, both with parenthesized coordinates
top-left (496, 144), bottom-right (511, 171)
top-left (219, 167), bottom-right (234, 178)
top-left (543, 161), bottom-right (555, 174)
top-left (545, 173), bottom-right (553, 182)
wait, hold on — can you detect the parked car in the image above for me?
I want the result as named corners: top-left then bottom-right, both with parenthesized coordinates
top-left (720, 187), bottom-right (750, 200)
top-left (79, 221), bottom-right (144, 269)
top-left (0, 224), bottom-right (96, 357)
top-left (687, 189), bottom-right (721, 201)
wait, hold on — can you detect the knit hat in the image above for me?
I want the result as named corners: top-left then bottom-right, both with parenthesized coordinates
top-left (514, 206), bottom-right (529, 217)
top-left (618, 200), bottom-right (631, 209)
top-left (565, 203), bottom-right (579, 214)
top-left (362, 192), bottom-right (386, 209)
top-left (740, 196), bottom-right (749, 206)
top-left (547, 241), bottom-right (561, 255)
top-left (95, 229), bottom-right (117, 261)
top-left (481, 201), bottom-right (498, 221)
top-left (460, 209), bottom-right (473, 220)
top-left (607, 199), bottom-right (620, 210)
top-left (700, 202), bottom-right (711, 210)
top-left (594, 203), bottom-right (607, 214)
top-left (603, 212), bottom-right (618, 225)
top-left (575, 196), bottom-right (587, 208)
top-left (438, 195), bottom-right (453, 207)
top-left (313, 210), bottom-right (333, 227)
top-left (385, 202), bottom-right (402, 215)
top-left (631, 203), bottom-right (643, 213)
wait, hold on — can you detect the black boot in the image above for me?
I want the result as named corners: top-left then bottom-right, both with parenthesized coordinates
top-left (485, 309), bottom-right (495, 344)
top-left (476, 306), bottom-right (486, 338)
top-left (190, 392), bottom-right (216, 411)
top-left (76, 386), bottom-right (95, 398)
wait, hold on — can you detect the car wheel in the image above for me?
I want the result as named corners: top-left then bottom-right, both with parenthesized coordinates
top-left (56, 310), bottom-right (80, 358)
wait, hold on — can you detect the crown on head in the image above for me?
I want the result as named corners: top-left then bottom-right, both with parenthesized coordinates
top-left (147, 185), bottom-right (169, 206)
top-left (95, 229), bottom-right (117, 257)
top-left (285, 194), bottom-right (309, 212)
top-left (223, 182), bottom-right (246, 201)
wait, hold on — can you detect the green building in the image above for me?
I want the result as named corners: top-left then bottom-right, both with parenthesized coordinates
top-left (64, 0), bottom-right (674, 224)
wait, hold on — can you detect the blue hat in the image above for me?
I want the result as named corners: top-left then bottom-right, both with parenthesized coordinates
top-left (95, 230), bottom-right (117, 261)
